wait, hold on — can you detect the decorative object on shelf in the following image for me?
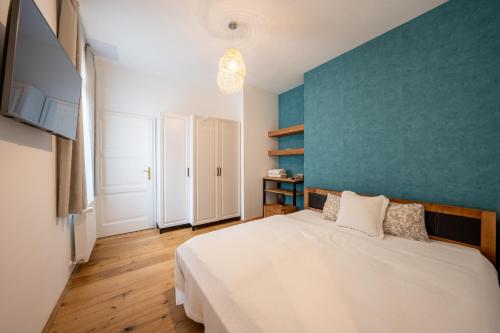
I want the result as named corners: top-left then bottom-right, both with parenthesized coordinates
top-left (217, 21), bottom-right (246, 94)
top-left (267, 168), bottom-right (287, 178)
top-left (264, 203), bottom-right (298, 217)
top-left (292, 174), bottom-right (304, 180)
top-left (277, 193), bottom-right (285, 205)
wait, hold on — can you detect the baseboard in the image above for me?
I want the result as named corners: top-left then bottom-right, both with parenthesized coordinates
top-left (158, 223), bottom-right (190, 234)
top-left (157, 216), bottom-right (261, 234)
top-left (42, 264), bottom-right (79, 333)
top-left (242, 216), bottom-right (263, 223)
top-left (191, 216), bottom-right (241, 231)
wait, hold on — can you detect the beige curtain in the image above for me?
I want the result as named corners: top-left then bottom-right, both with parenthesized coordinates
top-left (57, 0), bottom-right (87, 217)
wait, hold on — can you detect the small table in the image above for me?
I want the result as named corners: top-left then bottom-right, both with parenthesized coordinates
top-left (262, 177), bottom-right (304, 215)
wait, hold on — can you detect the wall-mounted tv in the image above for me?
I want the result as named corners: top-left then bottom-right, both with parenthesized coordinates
top-left (0, 0), bottom-right (82, 140)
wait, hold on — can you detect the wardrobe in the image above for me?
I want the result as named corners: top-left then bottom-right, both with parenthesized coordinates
top-left (160, 114), bottom-right (240, 229)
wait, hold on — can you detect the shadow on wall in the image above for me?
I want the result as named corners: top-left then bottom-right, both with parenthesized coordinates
top-left (0, 20), bottom-right (4, 52)
top-left (0, 21), bottom-right (53, 152)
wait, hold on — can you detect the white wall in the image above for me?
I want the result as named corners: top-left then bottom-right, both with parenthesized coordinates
top-left (0, 1), bottom-right (75, 332)
top-left (241, 85), bottom-right (279, 220)
top-left (96, 59), bottom-right (242, 120)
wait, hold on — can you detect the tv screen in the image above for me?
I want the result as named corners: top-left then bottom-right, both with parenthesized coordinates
top-left (0, 0), bottom-right (82, 140)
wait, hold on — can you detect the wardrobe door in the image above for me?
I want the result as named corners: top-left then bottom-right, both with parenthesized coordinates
top-left (193, 117), bottom-right (219, 225)
top-left (162, 114), bottom-right (190, 227)
top-left (219, 120), bottom-right (240, 219)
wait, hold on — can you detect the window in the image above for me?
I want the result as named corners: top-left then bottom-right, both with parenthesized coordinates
top-left (79, 43), bottom-right (96, 206)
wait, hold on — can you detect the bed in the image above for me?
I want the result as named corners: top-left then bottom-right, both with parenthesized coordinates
top-left (175, 188), bottom-right (500, 333)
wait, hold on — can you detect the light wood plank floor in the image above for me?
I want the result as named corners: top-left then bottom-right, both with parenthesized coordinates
top-left (46, 221), bottom-right (242, 333)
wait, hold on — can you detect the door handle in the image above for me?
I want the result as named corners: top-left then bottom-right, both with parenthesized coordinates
top-left (144, 167), bottom-right (152, 180)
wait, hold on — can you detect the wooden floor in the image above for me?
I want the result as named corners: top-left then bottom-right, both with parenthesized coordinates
top-left (46, 221), bottom-right (242, 333)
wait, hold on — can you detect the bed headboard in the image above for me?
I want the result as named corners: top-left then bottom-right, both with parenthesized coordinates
top-left (304, 188), bottom-right (497, 266)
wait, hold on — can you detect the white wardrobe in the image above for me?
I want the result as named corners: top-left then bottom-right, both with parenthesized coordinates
top-left (161, 114), bottom-right (191, 227)
top-left (160, 114), bottom-right (240, 229)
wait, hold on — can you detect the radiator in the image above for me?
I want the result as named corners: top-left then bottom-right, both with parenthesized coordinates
top-left (73, 206), bottom-right (97, 263)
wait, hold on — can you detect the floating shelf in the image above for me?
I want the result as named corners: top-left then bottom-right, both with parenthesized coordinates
top-left (264, 188), bottom-right (304, 196)
top-left (268, 148), bottom-right (304, 156)
top-left (268, 124), bottom-right (304, 137)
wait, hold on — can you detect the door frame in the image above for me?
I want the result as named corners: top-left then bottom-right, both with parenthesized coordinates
top-left (95, 109), bottom-right (158, 237)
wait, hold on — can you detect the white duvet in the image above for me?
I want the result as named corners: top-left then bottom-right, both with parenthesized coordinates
top-left (175, 210), bottom-right (500, 333)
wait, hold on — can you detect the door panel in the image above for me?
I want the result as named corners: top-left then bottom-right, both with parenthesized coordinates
top-left (103, 158), bottom-right (147, 191)
top-left (162, 115), bottom-right (190, 226)
top-left (194, 117), bottom-right (218, 225)
top-left (101, 192), bottom-right (148, 224)
top-left (220, 120), bottom-right (240, 219)
top-left (98, 112), bottom-right (155, 237)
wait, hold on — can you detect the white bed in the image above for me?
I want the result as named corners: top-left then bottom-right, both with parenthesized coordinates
top-left (175, 210), bottom-right (500, 333)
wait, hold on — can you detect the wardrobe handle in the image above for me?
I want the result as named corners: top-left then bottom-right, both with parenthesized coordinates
top-left (216, 167), bottom-right (220, 176)
top-left (219, 167), bottom-right (222, 176)
top-left (187, 167), bottom-right (190, 177)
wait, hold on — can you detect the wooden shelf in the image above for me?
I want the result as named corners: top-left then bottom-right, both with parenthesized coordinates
top-left (268, 148), bottom-right (304, 156)
top-left (264, 188), bottom-right (304, 196)
top-left (263, 177), bottom-right (304, 183)
top-left (268, 124), bottom-right (304, 137)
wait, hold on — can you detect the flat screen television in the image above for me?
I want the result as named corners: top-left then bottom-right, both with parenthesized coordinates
top-left (0, 0), bottom-right (81, 140)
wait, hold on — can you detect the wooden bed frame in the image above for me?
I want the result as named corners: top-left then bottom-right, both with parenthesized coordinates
top-left (304, 188), bottom-right (497, 266)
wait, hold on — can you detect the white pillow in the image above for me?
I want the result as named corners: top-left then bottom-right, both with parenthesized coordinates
top-left (336, 191), bottom-right (389, 239)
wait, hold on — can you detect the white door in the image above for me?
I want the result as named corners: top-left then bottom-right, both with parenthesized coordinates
top-left (162, 114), bottom-right (190, 227)
top-left (97, 111), bottom-right (155, 237)
top-left (193, 117), bottom-right (219, 226)
top-left (219, 120), bottom-right (240, 219)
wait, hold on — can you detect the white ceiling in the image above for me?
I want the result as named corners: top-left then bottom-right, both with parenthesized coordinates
top-left (80, 0), bottom-right (447, 94)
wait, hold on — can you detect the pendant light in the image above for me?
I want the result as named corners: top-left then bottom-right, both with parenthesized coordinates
top-left (217, 22), bottom-right (246, 94)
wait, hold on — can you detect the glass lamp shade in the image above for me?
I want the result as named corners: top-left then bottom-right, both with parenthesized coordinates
top-left (218, 48), bottom-right (246, 78)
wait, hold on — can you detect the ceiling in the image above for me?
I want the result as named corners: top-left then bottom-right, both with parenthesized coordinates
top-left (80, 0), bottom-right (447, 94)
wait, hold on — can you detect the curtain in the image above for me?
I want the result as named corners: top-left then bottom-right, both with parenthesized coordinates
top-left (56, 0), bottom-right (87, 217)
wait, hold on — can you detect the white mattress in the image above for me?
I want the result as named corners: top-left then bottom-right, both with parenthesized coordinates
top-left (175, 210), bottom-right (500, 333)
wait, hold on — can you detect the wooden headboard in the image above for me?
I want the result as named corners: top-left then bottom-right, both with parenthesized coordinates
top-left (304, 188), bottom-right (497, 266)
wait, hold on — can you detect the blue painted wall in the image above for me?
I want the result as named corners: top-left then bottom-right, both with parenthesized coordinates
top-left (303, 0), bottom-right (499, 251)
top-left (278, 85), bottom-right (304, 208)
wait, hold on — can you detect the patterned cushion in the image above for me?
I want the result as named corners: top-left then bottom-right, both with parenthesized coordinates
top-left (322, 193), bottom-right (341, 221)
top-left (383, 203), bottom-right (429, 242)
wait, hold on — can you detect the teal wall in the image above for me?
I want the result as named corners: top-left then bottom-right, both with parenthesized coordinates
top-left (278, 85), bottom-right (304, 208)
top-left (304, 0), bottom-right (500, 251)
top-left (304, 0), bottom-right (499, 210)
top-left (279, 0), bottom-right (499, 253)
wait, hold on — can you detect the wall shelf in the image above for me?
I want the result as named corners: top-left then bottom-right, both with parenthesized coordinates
top-left (268, 124), bottom-right (304, 137)
top-left (263, 177), bottom-right (303, 208)
top-left (264, 188), bottom-right (304, 196)
top-left (268, 148), bottom-right (304, 156)
top-left (263, 177), bottom-right (304, 183)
